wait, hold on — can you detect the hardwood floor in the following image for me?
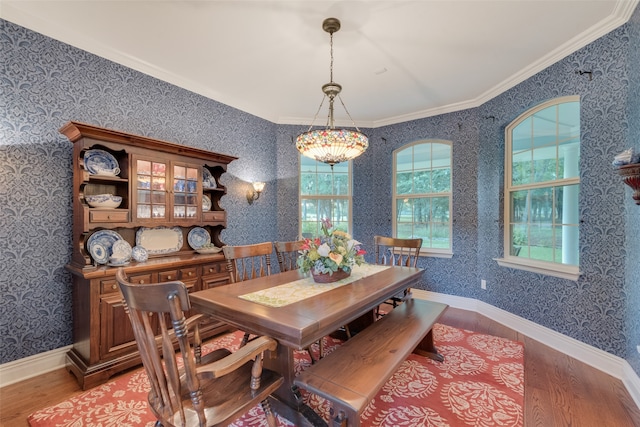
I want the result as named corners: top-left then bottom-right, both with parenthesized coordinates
top-left (1, 307), bottom-right (639, 426)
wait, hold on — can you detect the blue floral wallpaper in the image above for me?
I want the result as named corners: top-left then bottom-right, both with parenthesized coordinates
top-left (1, 3), bottom-right (639, 384)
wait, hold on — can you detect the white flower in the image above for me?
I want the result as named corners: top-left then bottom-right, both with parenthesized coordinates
top-left (347, 239), bottom-right (361, 251)
top-left (317, 243), bottom-right (331, 257)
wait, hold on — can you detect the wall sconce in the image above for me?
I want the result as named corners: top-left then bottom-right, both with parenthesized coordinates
top-left (247, 181), bottom-right (265, 204)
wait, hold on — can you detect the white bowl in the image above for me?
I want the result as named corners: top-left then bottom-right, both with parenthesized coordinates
top-left (86, 194), bottom-right (122, 209)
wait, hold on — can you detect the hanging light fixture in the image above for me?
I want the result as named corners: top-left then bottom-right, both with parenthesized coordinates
top-left (295, 17), bottom-right (369, 167)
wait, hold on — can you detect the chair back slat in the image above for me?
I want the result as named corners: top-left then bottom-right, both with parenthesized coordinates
top-left (374, 236), bottom-right (422, 268)
top-left (274, 240), bottom-right (304, 272)
top-left (223, 242), bottom-right (273, 283)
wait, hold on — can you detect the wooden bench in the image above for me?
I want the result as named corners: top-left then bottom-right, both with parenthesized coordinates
top-left (293, 298), bottom-right (448, 427)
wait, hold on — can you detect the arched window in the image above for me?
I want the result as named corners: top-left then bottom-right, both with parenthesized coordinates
top-left (393, 140), bottom-right (452, 256)
top-left (299, 156), bottom-right (352, 237)
top-left (497, 96), bottom-right (581, 280)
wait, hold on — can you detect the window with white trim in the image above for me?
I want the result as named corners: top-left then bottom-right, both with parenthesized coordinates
top-left (498, 96), bottom-right (581, 280)
top-left (393, 140), bottom-right (452, 256)
top-left (299, 155), bottom-right (352, 236)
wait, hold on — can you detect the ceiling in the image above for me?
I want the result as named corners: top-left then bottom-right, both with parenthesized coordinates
top-left (2, 1), bottom-right (638, 128)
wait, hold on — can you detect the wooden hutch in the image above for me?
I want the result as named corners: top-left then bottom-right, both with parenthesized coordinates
top-left (62, 122), bottom-right (237, 389)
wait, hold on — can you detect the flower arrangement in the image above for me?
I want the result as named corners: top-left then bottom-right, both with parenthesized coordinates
top-left (297, 218), bottom-right (367, 277)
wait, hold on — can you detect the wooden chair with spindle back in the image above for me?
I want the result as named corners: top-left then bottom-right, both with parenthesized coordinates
top-left (374, 236), bottom-right (423, 316)
top-left (222, 242), bottom-right (274, 346)
top-left (115, 269), bottom-right (283, 427)
top-left (273, 240), bottom-right (304, 273)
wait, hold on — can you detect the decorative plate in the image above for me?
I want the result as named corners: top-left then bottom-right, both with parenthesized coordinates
top-left (112, 240), bottom-right (132, 259)
top-left (84, 149), bottom-right (120, 176)
top-left (131, 245), bottom-right (148, 263)
top-left (202, 194), bottom-right (212, 211)
top-left (196, 246), bottom-right (222, 254)
top-left (87, 229), bottom-right (123, 260)
top-left (90, 242), bottom-right (109, 265)
top-left (136, 226), bottom-right (183, 255)
top-left (107, 260), bottom-right (130, 267)
top-left (188, 227), bottom-right (211, 249)
top-left (203, 167), bottom-right (216, 189)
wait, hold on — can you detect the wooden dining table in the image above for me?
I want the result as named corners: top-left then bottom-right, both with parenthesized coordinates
top-left (189, 264), bottom-right (425, 426)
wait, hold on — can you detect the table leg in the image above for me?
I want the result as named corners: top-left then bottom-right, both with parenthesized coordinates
top-left (265, 343), bottom-right (328, 427)
top-left (413, 329), bottom-right (444, 362)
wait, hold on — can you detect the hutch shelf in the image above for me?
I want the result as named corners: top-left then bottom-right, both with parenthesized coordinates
top-left (61, 122), bottom-right (237, 389)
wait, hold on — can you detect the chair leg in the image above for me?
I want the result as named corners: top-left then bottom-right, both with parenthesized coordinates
top-left (261, 398), bottom-right (278, 427)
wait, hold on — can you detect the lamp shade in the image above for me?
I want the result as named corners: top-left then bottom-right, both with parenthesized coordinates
top-left (296, 128), bottom-right (369, 166)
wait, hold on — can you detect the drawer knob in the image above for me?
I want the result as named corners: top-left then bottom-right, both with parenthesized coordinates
top-left (188, 271), bottom-right (193, 276)
top-left (111, 284), bottom-right (117, 290)
top-left (167, 275), bottom-right (172, 280)
top-left (139, 280), bottom-right (145, 284)
top-left (209, 268), bottom-right (214, 273)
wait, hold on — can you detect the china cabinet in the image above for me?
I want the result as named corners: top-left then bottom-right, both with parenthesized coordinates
top-left (61, 122), bottom-right (237, 389)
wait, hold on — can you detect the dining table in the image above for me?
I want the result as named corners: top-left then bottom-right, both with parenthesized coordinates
top-left (189, 263), bottom-right (425, 426)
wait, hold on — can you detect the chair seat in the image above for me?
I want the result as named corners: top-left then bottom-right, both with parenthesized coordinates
top-left (156, 363), bottom-right (283, 427)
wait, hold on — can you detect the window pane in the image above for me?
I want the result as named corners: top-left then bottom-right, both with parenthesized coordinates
top-left (512, 118), bottom-right (532, 152)
top-left (431, 197), bottom-right (450, 223)
top-left (396, 172), bottom-right (413, 195)
top-left (512, 150), bottom-right (532, 186)
top-left (413, 143), bottom-right (430, 170)
top-left (396, 147), bottom-right (412, 171)
top-left (432, 168), bottom-right (450, 192)
top-left (414, 171), bottom-right (430, 193)
top-left (432, 222), bottom-right (450, 248)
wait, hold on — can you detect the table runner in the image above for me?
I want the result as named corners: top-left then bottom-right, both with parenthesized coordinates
top-left (239, 264), bottom-right (389, 307)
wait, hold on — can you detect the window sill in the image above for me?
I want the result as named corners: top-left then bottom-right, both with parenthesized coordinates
top-left (421, 250), bottom-right (453, 259)
top-left (494, 257), bottom-right (581, 281)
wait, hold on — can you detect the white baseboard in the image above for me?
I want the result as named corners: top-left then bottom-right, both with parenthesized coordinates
top-left (413, 289), bottom-right (640, 409)
top-left (0, 345), bottom-right (72, 388)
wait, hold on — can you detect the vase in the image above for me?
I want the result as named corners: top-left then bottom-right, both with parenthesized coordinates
top-left (312, 269), bottom-right (351, 283)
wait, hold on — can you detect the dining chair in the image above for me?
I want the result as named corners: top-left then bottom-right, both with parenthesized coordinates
top-left (223, 242), bottom-right (273, 283)
top-left (374, 235), bottom-right (423, 316)
top-left (273, 240), bottom-right (304, 273)
top-left (273, 240), bottom-right (324, 362)
top-left (115, 269), bottom-right (283, 427)
top-left (223, 242), bottom-right (274, 346)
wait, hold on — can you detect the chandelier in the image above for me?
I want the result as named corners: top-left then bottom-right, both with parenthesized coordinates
top-left (295, 18), bottom-right (369, 167)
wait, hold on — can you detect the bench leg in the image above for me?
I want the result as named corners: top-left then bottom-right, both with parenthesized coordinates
top-left (413, 329), bottom-right (444, 362)
top-left (330, 405), bottom-right (358, 427)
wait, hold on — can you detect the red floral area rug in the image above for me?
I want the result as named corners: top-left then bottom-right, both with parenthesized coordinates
top-left (28, 324), bottom-right (523, 427)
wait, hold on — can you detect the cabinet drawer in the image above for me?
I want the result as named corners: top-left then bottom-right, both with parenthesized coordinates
top-left (202, 262), bottom-right (225, 277)
top-left (158, 270), bottom-right (179, 282)
top-left (181, 267), bottom-right (197, 281)
top-left (89, 210), bottom-right (129, 223)
top-left (128, 273), bottom-right (153, 285)
top-left (202, 211), bottom-right (226, 222)
top-left (100, 278), bottom-right (120, 294)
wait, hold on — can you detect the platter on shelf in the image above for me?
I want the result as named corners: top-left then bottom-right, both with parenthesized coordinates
top-left (89, 242), bottom-right (109, 265)
top-left (112, 240), bottom-right (132, 259)
top-left (87, 229), bottom-right (123, 264)
top-left (196, 244), bottom-right (222, 254)
top-left (203, 167), bottom-right (216, 189)
top-left (202, 194), bottom-right (212, 211)
top-left (136, 226), bottom-right (183, 255)
top-left (84, 149), bottom-right (120, 176)
top-left (188, 227), bottom-right (211, 249)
